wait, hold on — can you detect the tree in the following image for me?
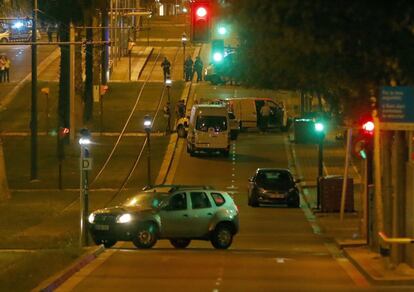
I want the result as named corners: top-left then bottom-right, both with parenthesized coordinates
top-left (229, 0), bottom-right (414, 118)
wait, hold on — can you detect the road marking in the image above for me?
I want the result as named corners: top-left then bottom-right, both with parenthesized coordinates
top-left (55, 248), bottom-right (118, 292)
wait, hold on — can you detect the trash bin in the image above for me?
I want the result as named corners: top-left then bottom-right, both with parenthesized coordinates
top-left (319, 175), bottom-right (354, 212)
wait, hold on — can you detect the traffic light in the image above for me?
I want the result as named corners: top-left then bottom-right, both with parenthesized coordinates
top-left (362, 120), bottom-right (375, 136)
top-left (354, 119), bottom-right (375, 159)
top-left (58, 127), bottom-right (70, 140)
top-left (314, 122), bottom-right (324, 133)
top-left (191, 1), bottom-right (210, 42)
top-left (211, 39), bottom-right (224, 63)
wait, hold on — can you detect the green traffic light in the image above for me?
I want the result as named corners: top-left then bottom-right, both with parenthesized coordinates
top-left (314, 122), bottom-right (324, 132)
top-left (213, 52), bottom-right (223, 62)
top-left (218, 26), bottom-right (227, 35)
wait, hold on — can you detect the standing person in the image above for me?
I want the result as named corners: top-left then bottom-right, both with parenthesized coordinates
top-left (259, 102), bottom-right (271, 133)
top-left (0, 55), bottom-right (5, 83)
top-left (184, 55), bottom-right (193, 81)
top-left (47, 25), bottom-right (53, 42)
top-left (3, 55), bottom-right (10, 82)
top-left (176, 99), bottom-right (186, 118)
top-left (193, 56), bottom-right (203, 82)
top-left (161, 57), bottom-right (171, 81)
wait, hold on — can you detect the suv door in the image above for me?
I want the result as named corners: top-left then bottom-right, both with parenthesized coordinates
top-left (188, 191), bottom-right (215, 237)
top-left (159, 192), bottom-right (191, 238)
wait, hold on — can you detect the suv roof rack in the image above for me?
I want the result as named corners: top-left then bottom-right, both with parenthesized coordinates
top-left (142, 184), bottom-right (214, 193)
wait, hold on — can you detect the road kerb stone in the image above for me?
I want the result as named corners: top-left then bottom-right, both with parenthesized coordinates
top-left (33, 245), bottom-right (105, 292)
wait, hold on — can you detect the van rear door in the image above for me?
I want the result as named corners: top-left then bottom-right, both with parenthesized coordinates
top-left (240, 99), bottom-right (257, 128)
top-left (195, 116), bottom-right (229, 149)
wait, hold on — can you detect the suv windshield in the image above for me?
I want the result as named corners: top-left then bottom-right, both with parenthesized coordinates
top-left (196, 116), bottom-right (227, 132)
top-left (123, 193), bottom-right (168, 209)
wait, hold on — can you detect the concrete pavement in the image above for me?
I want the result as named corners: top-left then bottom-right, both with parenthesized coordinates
top-left (289, 126), bottom-right (414, 285)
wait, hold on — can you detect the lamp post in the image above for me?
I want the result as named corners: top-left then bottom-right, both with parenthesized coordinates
top-left (315, 121), bottom-right (325, 210)
top-left (181, 32), bottom-right (187, 79)
top-left (144, 115), bottom-right (152, 186)
top-left (165, 78), bottom-right (172, 133)
top-left (79, 128), bottom-right (92, 247)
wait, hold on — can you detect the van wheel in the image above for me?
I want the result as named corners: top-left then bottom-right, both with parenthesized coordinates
top-left (222, 150), bottom-right (229, 157)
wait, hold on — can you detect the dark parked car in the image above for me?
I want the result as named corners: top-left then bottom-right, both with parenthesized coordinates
top-left (248, 168), bottom-right (300, 208)
top-left (88, 185), bottom-right (239, 249)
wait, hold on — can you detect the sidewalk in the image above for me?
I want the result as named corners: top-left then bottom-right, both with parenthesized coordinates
top-left (110, 46), bottom-right (154, 81)
top-left (290, 129), bottom-right (414, 285)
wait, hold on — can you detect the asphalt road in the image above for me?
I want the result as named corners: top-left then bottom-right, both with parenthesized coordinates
top-left (56, 84), bottom-right (369, 291)
top-left (0, 39), bottom-right (57, 83)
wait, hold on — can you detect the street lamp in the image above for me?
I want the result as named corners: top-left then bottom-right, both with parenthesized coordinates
top-left (144, 115), bottom-right (152, 186)
top-left (79, 128), bottom-right (92, 247)
top-left (314, 121), bottom-right (325, 209)
top-left (181, 32), bottom-right (187, 79)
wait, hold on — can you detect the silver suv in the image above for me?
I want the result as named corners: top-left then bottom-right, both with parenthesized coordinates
top-left (88, 185), bottom-right (239, 249)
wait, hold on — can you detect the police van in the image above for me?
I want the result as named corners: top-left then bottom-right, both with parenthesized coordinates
top-left (187, 104), bottom-right (231, 157)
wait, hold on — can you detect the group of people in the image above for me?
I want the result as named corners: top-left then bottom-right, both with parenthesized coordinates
top-left (0, 54), bottom-right (11, 83)
top-left (161, 55), bottom-right (204, 83)
top-left (184, 55), bottom-right (203, 82)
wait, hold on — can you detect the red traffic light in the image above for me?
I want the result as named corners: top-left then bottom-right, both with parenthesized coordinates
top-left (59, 127), bottom-right (70, 139)
top-left (191, 2), bottom-right (210, 42)
top-left (196, 7), bottom-right (207, 17)
top-left (362, 120), bottom-right (374, 135)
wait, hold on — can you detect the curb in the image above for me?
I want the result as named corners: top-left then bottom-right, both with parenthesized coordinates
top-left (137, 47), bottom-right (154, 79)
top-left (342, 247), bottom-right (414, 285)
top-left (33, 245), bottom-right (105, 292)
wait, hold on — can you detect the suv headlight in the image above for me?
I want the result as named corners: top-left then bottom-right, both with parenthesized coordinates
top-left (117, 214), bottom-right (132, 224)
top-left (88, 213), bottom-right (95, 224)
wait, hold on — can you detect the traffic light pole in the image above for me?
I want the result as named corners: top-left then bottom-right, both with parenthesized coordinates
top-left (316, 136), bottom-right (324, 209)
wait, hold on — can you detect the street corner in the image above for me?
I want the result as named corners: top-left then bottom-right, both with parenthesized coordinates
top-left (343, 246), bottom-right (414, 285)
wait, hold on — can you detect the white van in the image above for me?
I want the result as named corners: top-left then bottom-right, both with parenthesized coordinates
top-left (220, 97), bottom-right (289, 131)
top-left (187, 104), bottom-right (231, 157)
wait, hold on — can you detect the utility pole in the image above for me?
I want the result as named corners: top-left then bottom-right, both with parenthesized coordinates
top-left (70, 23), bottom-right (75, 142)
top-left (30, 0), bottom-right (38, 180)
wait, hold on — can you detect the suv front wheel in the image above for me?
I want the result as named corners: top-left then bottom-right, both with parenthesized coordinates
top-left (132, 223), bottom-right (158, 249)
top-left (211, 224), bottom-right (233, 249)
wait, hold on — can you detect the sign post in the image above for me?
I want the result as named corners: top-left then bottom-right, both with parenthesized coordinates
top-left (79, 129), bottom-right (92, 247)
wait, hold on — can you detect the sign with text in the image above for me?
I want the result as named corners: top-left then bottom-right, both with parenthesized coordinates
top-left (81, 158), bottom-right (92, 170)
top-left (379, 86), bottom-right (414, 130)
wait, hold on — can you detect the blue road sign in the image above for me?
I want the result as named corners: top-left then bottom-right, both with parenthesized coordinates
top-left (380, 86), bottom-right (414, 123)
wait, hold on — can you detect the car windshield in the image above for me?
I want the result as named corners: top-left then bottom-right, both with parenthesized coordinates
top-left (256, 170), bottom-right (292, 188)
top-left (196, 116), bottom-right (227, 132)
top-left (123, 193), bottom-right (169, 209)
